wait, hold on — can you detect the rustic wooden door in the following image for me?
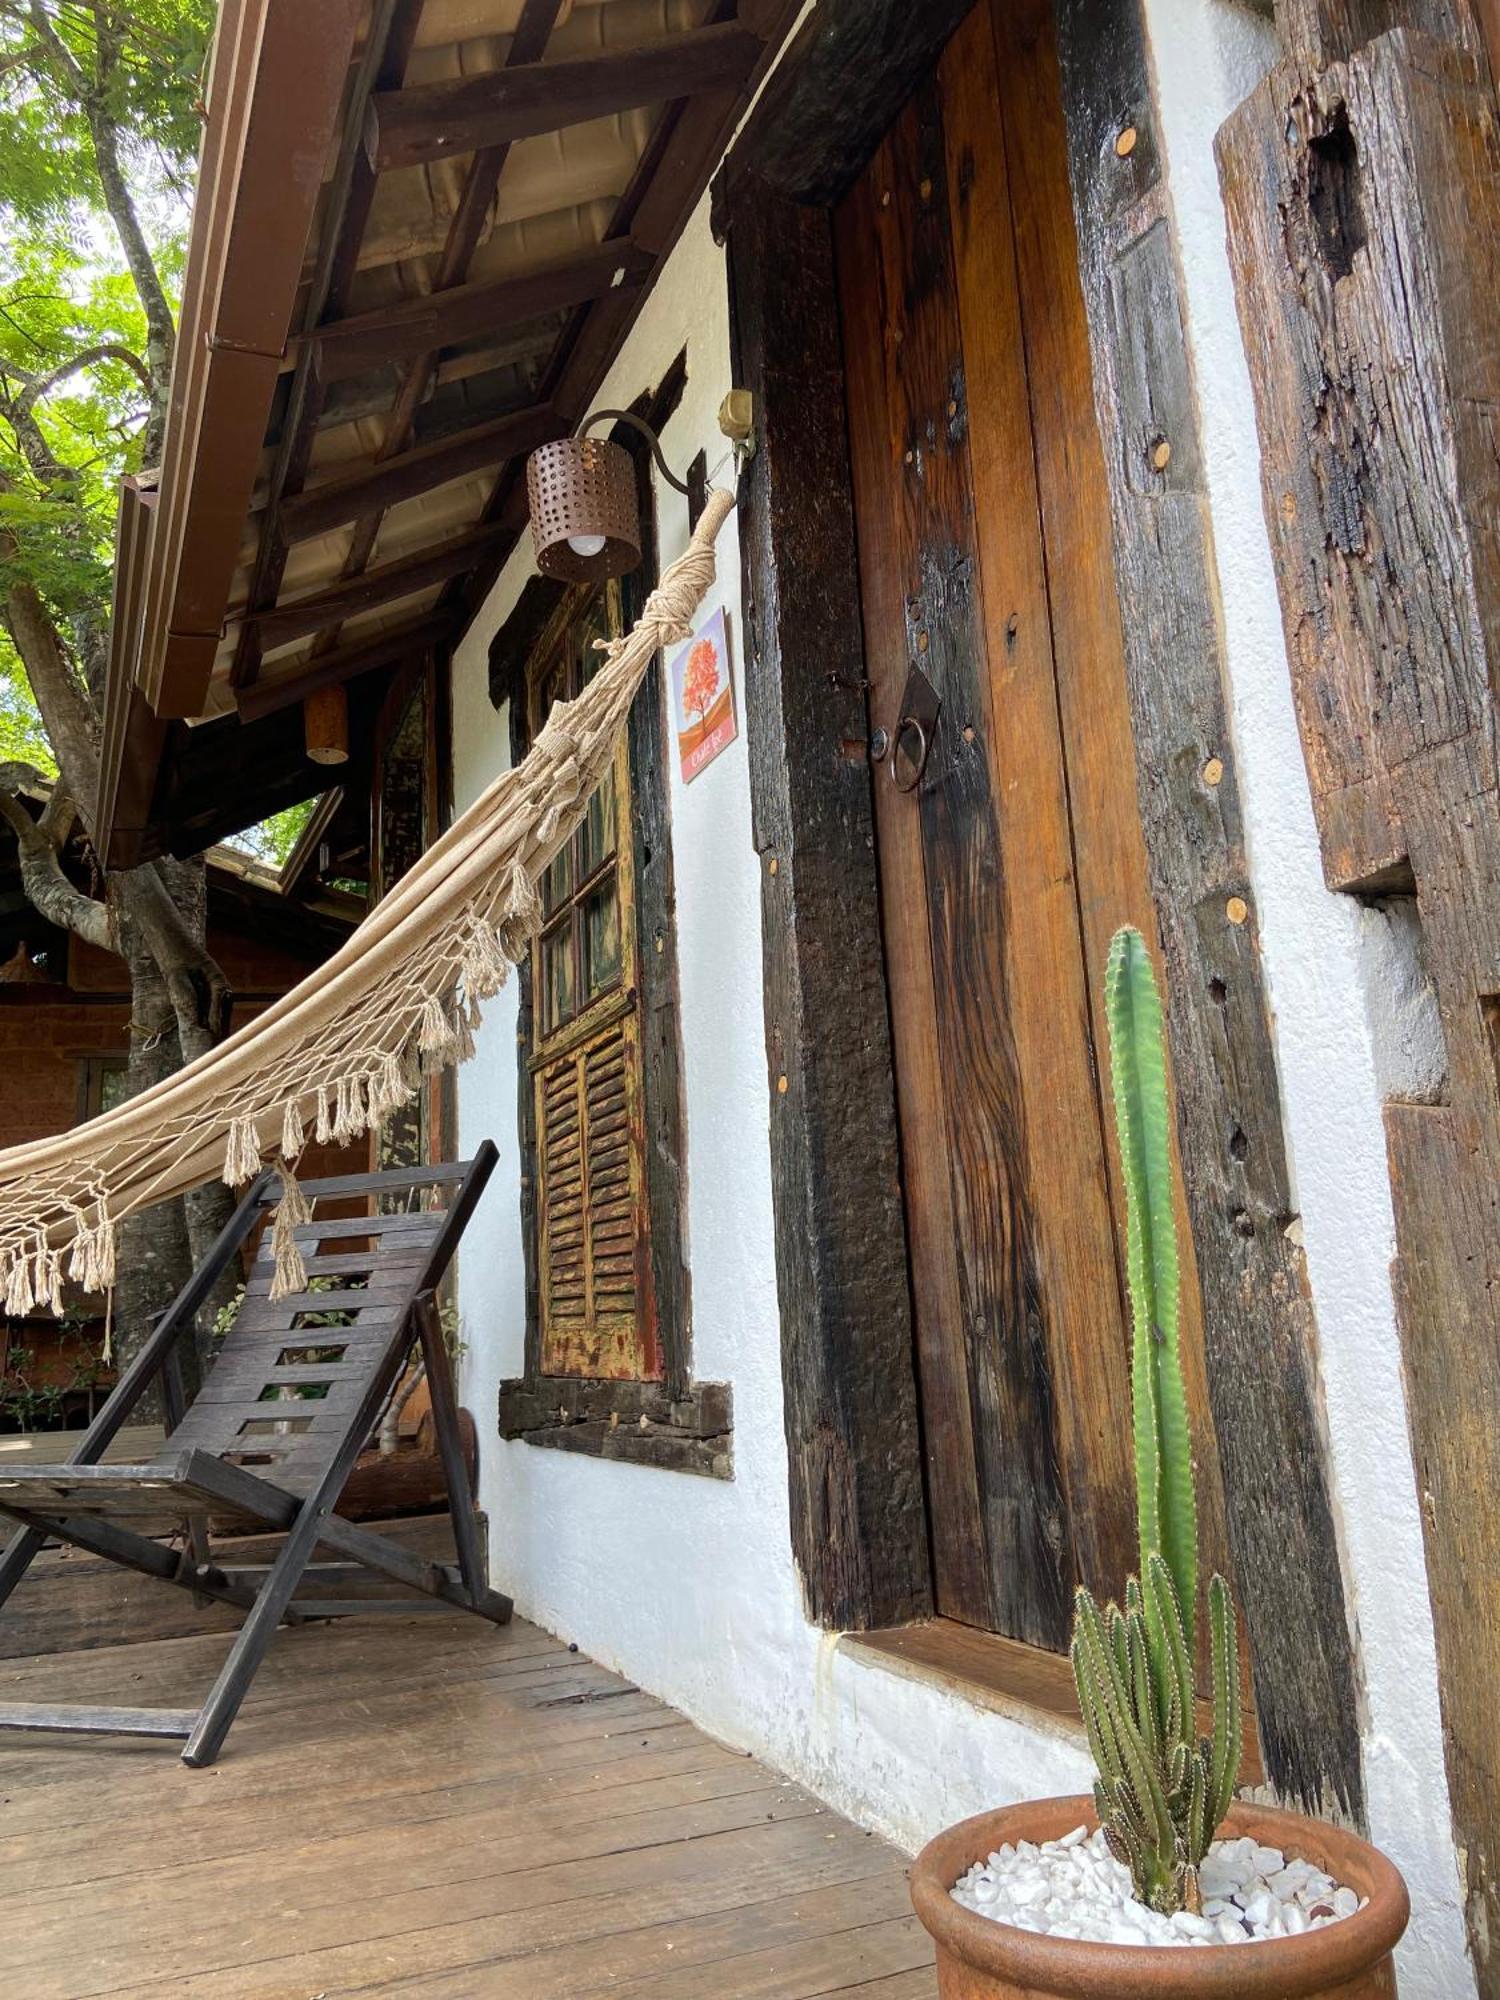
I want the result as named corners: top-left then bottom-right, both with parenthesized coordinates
top-left (835, 0), bottom-right (1230, 1651)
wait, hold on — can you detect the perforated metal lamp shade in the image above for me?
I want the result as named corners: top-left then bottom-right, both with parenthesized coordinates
top-left (526, 433), bottom-right (641, 582)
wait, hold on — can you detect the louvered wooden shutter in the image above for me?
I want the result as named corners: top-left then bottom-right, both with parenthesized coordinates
top-left (537, 1010), bottom-right (657, 1379)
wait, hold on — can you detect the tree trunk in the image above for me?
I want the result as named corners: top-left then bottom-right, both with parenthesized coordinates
top-left (111, 855), bottom-right (239, 1407)
top-left (115, 924), bottom-right (195, 1412)
top-left (156, 857), bottom-right (241, 1354)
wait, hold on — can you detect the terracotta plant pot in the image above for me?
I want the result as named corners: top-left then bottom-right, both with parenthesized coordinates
top-left (910, 1796), bottom-right (1409, 1998)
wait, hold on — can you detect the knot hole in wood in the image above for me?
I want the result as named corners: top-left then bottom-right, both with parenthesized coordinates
top-left (1306, 105), bottom-right (1367, 282)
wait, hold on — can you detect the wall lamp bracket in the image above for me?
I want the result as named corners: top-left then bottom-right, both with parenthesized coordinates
top-left (525, 391), bottom-right (755, 583)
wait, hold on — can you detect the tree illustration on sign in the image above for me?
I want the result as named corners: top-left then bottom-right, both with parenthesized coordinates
top-left (682, 637), bottom-right (721, 738)
top-left (671, 607), bottom-right (736, 782)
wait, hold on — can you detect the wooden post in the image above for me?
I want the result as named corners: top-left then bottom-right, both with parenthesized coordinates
top-left (304, 683), bottom-right (349, 765)
top-left (1047, 0), bottom-right (1365, 1823)
top-left (723, 174), bottom-right (933, 1632)
top-left (1275, 0), bottom-right (1483, 67)
top-left (1218, 0), bottom-right (1500, 1978)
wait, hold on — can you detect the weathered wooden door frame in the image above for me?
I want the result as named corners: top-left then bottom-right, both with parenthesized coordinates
top-left (717, 0), bottom-right (1362, 1820)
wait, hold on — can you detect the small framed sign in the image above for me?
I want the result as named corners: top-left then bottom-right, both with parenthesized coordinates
top-left (669, 606), bottom-right (737, 783)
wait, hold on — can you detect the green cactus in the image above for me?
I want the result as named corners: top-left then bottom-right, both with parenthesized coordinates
top-left (1069, 926), bottom-right (1242, 1915)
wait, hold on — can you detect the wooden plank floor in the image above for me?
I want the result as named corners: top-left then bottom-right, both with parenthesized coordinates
top-left (0, 1611), bottom-right (937, 1999)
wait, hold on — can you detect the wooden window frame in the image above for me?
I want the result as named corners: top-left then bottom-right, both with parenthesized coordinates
top-left (716, 0), bottom-right (1360, 1818)
top-left (497, 366), bottom-right (731, 1478)
top-left (530, 589), bottom-right (634, 1056)
top-left (76, 1053), bottom-right (129, 1124)
top-left (527, 583), bottom-right (659, 1382)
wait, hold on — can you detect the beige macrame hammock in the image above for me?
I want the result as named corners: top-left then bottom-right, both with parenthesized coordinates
top-left (0, 488), bottom-right (735, 1319)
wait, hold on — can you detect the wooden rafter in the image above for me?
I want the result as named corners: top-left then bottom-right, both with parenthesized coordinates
top-left (363, 22), bottom-right (767, 170)
top-left (99, 0), bottom-right (810, 861)
top-left (306, 243), bottom-right (654, 381)
top-left (276, 0), bottom-right (567, 680)
top-left (244, 525), bottom-right (504, 652)
top-left (235, 615), bottom-right (454, 722)
top-left (447, 0), bottom-right (805, 634)
top-left (278, 404), bottom-right (564, 543)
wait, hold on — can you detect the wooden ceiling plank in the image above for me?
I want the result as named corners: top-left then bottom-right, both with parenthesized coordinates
top-left (278, 403), bottom-right (565, 542)
top-left (236, 616), bottom-right (453, 723)
top-left (308, 241), bottom-right (654, 381)
top-left (364, 21), bottom-right (766, 171)
top-left (245, 525), bottom-right (506, 651)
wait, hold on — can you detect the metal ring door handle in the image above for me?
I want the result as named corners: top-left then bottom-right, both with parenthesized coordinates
top-left (890, 714), bottom-right (931, 792)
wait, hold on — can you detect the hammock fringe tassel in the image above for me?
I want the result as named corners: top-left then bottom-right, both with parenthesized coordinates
top-left (0, 488), bottom-right (736, 1314)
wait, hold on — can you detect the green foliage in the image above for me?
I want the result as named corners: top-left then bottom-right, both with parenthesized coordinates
top-left (0, 4), bottom-right (212, 230)
top-left (224, 798), bottom-right (318, 871)
top-left (1070, 926), bottom-right (1241, 1915)
top-left (0, 648), bottom-right (53, 766)
top-left (0, 238), bottom-right (144, 632)
top-left (0, 1331), bottom-right (105, 1431)
top-left (0, 1), bottom-right (211, 699)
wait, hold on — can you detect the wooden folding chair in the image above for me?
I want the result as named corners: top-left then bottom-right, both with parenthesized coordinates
top-left (0, 1142), bottom-right (508, 1766)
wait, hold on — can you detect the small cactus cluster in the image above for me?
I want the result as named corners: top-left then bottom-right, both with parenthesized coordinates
top-left (1070, 927), bottom-right (1242, 1915)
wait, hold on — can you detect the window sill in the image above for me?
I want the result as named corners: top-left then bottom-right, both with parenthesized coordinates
top-left (498, 1375), bottom-right (732, 1480)
top-left (841, 1620), bottom-right (1264, 1787)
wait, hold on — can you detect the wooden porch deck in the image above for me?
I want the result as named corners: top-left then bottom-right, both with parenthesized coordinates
top-left (0, 1609), bottom-right (937, 1998)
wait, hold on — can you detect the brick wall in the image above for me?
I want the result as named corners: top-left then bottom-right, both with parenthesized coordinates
top-left (0, 997), bottom-right (131, 1148)
top-left (0, 914), bottom-right (368, 1422)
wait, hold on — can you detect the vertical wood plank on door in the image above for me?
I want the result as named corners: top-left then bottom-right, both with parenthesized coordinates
top-left (985, 0), bottom-right (1235, 1618)
top-left (836, 135), bottom-right (995, 1635)
top-left (937, 9), bottom-right (1137, 1610)
top-left (838, 80), bottom-right (1076, 1648)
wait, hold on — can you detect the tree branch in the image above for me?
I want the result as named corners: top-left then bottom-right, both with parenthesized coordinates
top-left (0, 467), bottom-right (102, 800)
top-left (23, 2), bottom-right (84, 91)
top-left (0, 371), bottom-right (74, 490)
top-left (81, 115), bottom-right (174, 460)
top-left (18, 342), bottom-right (153, 409)
top-left (0, 763), bottom-right (112, 950)
top-left (0, 43), bottom-right (37, 86)
top-left (38, 777), bottom-right (77, 841)
top-left (13, 3), bottom-right (175, 458)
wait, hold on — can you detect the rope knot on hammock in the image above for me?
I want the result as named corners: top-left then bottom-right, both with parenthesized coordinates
top-left (0, 488), bottom-right (735, 1318)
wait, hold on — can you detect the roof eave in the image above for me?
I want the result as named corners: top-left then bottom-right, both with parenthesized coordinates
top-left (97, 0), bottom-right (364, 864)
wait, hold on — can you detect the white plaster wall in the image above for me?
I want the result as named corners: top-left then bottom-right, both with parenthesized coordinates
top-left (1139, 5), bottom-right (1474, 1994)
top-left (445, 18), bottom-right (1475, 1994)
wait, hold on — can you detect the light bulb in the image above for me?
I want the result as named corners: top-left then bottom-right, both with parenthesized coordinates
top-left (566, 533), bottom-right (607, 559)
